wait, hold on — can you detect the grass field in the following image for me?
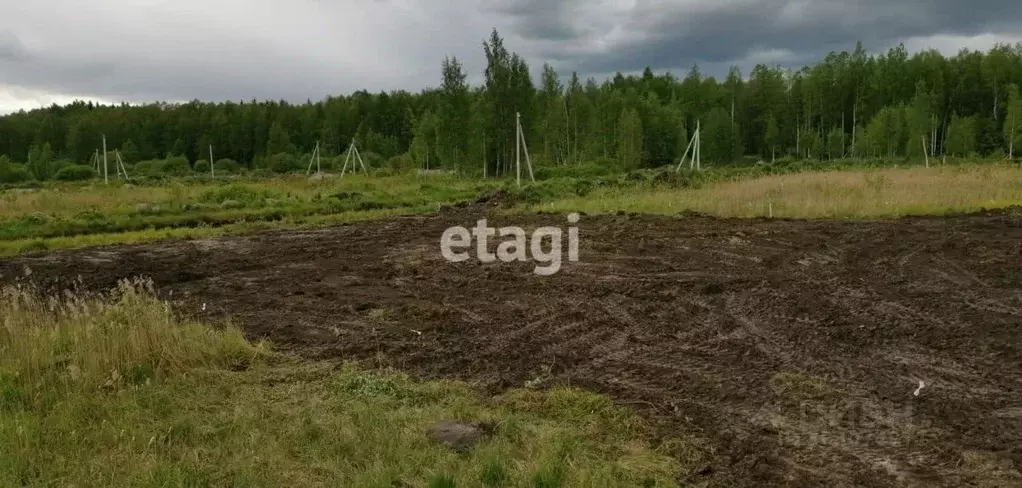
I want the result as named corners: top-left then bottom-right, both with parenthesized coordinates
top-left (2, 163), bottom-right (1020, 257)
top-left (0, 280), bottom-right (685, 487)
top-left (529, 164), bottom-right (1022, 218)
top-left (2, 161), bottom-right (1021, 486)
top-left (0, 173), bottom-right (497, 256)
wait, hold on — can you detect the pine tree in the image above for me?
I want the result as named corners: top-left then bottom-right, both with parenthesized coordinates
top-left (703, 107), bottom-right (734, 164)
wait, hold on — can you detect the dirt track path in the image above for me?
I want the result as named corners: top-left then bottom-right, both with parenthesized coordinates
top-left (3, 208), bottom-right (1021, 487)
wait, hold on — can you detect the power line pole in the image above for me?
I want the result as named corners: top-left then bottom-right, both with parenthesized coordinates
top-left (102, 134), bottom-right (109, 184)
top-left (516, 113), bottom-right (521, 187)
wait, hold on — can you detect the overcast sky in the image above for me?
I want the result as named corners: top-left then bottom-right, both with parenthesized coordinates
top-left (2, 0), bottom-right (1021, 114)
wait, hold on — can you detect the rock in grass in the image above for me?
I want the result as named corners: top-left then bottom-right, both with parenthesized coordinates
top-left (220, 199), bottom-right (243, 209)
top-left (426, 420), bottom-right (495, 452)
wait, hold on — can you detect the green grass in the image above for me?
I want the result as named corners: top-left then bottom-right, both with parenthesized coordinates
top-left (2, 163), bottom-right (1021, 257)
top-left (0, 205), bottom-right (433, 257)
top-left (0, 281), bottom-right (689, 487)
top-left (0, 172), bottom-right (497, 238)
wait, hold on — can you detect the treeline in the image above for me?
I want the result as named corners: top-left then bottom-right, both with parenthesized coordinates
top-left (2, 30), bottom-right (1022, 181)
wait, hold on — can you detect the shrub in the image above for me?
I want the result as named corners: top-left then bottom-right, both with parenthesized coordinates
top-left (160, 156), bottom-right (192, 176)
top-left (193, 159), bottom-right (212, 174)
top-left (214, 158), bottom-right (241, 173)
top-left (0, 159), bottom-right (34, 184)
top-left (360, 151), bottom-right (384, 171)
top-left (386, 153), bottom-right (414, 172)
top-left (47, 159), bottom-right (74, 179)
top-left (132, 160), bottom-right (161, 177)
top-left (267, 153), bottom-right (302, 174)
top-left (54, 165), bottom-right (97, 182)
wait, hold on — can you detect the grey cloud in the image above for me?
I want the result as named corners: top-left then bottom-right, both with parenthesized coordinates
top-left (487, 0), bottom-right (586, 41)
top-left (1, 0), bottom-right (1021, 114)
top-left (509, 0), bottom-right (1022, 75)
top-left (0, 30), bottom-right (31, 62)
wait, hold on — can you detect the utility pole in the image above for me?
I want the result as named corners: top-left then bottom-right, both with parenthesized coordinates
top-left (696, 120), bottom-right (701, 171)
top-left (102, 134), bottom-right (108, 184)
top-left (516, 112), bottom-right (521, 187)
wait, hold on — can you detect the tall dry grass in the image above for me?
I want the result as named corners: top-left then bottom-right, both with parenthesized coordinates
top-left (531, 164), bottom-right (1022, 218)
top-left (0, 278), bottom-right (261, 410)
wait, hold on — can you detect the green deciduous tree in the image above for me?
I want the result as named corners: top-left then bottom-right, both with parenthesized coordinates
top-left (1004, 84), bottom-right (1022, 158)
top-left (410, 110), bottom-right (439, 169)
top-left (616, 108), bottom-right (643, 169)
top-left (437, 56), bottom-right (470, 170)
top-left (538, 63), bottom-right (568, 165)
top-left (3, 39), bottom-right (1022, 172)
top-left (266, 121), bottom-right (293, 156)
top-left (826, 127), bottom-right (844, 160)
top-left (764, 115), bottom-right (779, 162)
top-left (947, 115), bottom-right (977, 157)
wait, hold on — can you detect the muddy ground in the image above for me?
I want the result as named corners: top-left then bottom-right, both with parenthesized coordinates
top-left (2, 205), bottom-right (1021, 487)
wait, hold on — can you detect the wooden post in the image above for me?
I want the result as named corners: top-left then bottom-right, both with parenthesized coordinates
top-left (116, 151), bottom-right (129, 180)
top-left (339, 140), bottom-right (352, 177)
top-left (306, 141), bottom-right (321, 176)
top-left (350, 141), bottom-right (367, 173)
top-left (102, 134), bottom-right (108, 184)
top-left (676, 127), bottom-right (696, 172)
top-left (515, 112), bottom-right (521, 188)
top-left (209, 145), bottom-right (215, 178)
top-left (518, 119), bottom-right (535, 183)
top-left (694, 120), bottom-right (702, 171)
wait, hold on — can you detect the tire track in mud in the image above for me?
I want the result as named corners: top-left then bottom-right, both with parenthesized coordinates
top-left (3, 207), bottom-right (1022, 487)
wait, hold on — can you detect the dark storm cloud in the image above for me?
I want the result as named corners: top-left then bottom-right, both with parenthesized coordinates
top-left (498, 0), bottom-right (1022, 75)
top-left (0, 0), bottom-right (1020, 113)
top-left (487, 0), bottom-right (586, 41)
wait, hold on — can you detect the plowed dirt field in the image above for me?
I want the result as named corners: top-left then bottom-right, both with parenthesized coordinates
top-left (3, 206), bottom-right (1021, 487)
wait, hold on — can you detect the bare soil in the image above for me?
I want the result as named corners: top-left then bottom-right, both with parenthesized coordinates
top-left (3, 206), bottom-right (1021, 487)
